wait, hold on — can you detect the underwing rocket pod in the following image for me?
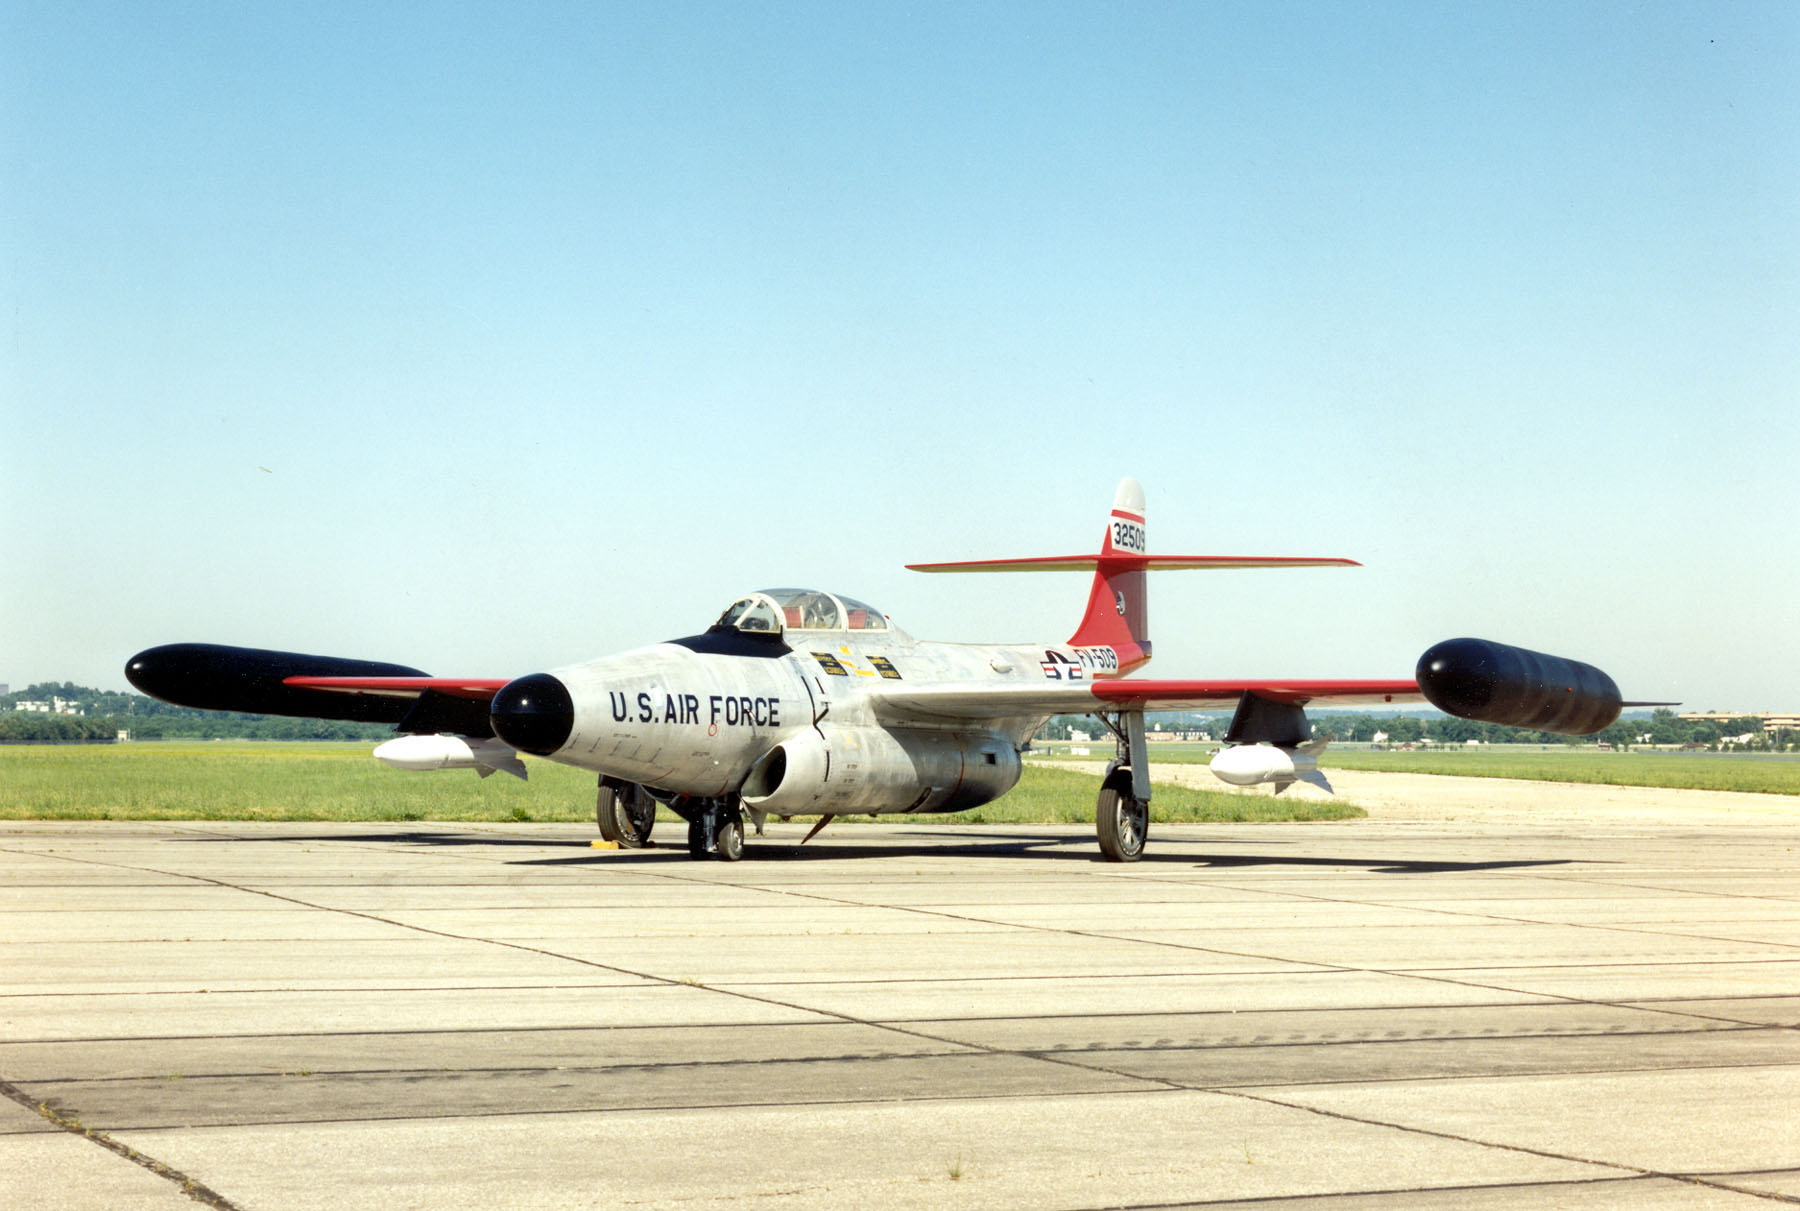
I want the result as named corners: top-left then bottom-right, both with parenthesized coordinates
top-left (373, 734), bottom-right (528, 780)
top-left (1415, 638), bottom-right (1622, 736)
top-left (1208, 739), bottom-right (1331, 794)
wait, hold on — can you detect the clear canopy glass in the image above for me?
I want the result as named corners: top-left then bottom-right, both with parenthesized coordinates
top-left (712, 588), bottom-right (889, 634)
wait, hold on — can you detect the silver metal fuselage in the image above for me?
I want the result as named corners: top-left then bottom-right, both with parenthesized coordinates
top-left (538, 626), bottom-right (1110, 815)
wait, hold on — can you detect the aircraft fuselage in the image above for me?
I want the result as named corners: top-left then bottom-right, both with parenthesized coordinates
top-left (531, 626), bottom-right (1118, 813)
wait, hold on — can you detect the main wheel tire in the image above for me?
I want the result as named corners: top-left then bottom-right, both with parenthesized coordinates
top-left (1096, 774), bottom-right (1148, 862)
top-left (615, 784), bottom-right (656, 848)
top-left (686, 816), bottom-right (709, 857)
top-left (714, 813), bottom-right (745, 862)
top-left (596, 784), bottom-right (624, 842)
top-left (600, 783), bottom-right (658, 847)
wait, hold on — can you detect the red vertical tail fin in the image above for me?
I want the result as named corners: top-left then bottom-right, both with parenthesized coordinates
top-left (1067, 477), bottom-right (1150, 669)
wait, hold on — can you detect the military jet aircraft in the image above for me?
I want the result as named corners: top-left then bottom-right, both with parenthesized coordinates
top-left (126, 479), bottom-right (1641, 861)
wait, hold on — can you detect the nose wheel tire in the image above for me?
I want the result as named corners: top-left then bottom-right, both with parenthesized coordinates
top-left (598, 781), bottom-right (656, 848)
top-left (1096, 774), bottom-right (1148, 862)
top-left (685, 802), bottom-right (747, 861)
top-left (714, 814), bottom-right (745, 862)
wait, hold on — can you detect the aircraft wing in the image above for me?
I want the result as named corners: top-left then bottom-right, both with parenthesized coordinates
top-left (124, 644), bottom-right (512, 730)
top-left (868, 678), bottom-right (1423, 724)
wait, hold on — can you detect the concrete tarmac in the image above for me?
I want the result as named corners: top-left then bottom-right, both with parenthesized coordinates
top-left (4, 796), bottom-right (1800, 1208)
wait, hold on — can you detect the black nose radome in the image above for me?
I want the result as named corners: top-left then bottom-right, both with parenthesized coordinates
top-left (490, 674), bottom-right (574, 755)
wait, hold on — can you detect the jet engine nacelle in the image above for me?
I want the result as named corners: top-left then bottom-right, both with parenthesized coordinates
top-left (1416, 637), bottom-right (1622, 736)
top-left (741, 725), bottom-right (1021, 815)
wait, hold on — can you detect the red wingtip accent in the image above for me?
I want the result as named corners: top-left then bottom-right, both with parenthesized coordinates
top-left (283, 676), bottom-right (510, 701)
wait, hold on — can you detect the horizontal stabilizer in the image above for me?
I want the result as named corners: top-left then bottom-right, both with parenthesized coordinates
top-left (908, 555), bottom-right (1360, 573)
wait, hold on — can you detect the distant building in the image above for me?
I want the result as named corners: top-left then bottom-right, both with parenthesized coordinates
top-left (14, 699), bottom-right (83, 714)
top-left (1679, 712), bottom-right (1799, 736)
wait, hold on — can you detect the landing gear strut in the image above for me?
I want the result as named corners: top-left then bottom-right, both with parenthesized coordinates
top-left (597, 779), bottom-right (656, 847)
top-left (681, 796), bottom-right (747, 862)
top-left (1095, 709), bottom-right (1151, 862)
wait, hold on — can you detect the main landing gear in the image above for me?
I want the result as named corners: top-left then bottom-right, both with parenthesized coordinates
top-left (1095, 767), bottom-right (1148, 862)
top-left (1094, 709), bottom-right (1152, 863)
top-left (681, 796), bottom-right (747, 862)
top-left (599, 780), bottom-right (746, 861)
top-left (597, 778), bottom-right (657, 847)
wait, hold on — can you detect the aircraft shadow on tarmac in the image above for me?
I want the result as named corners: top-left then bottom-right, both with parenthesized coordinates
top-left (518, 845), bottom-right (1578, 874)
top-left (183, 829), bottom-right (1578, 874)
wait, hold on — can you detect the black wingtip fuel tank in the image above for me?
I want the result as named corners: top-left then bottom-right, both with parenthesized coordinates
top-left (125, 644), bottom-right (429, 723)
top-left (1416, 638), bottom-right (1622, 736)
top-left (488, 674), bottom-right (574, 756)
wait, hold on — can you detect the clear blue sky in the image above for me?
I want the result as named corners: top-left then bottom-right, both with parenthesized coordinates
top-left (4, 2), bottom-right (1795, 710)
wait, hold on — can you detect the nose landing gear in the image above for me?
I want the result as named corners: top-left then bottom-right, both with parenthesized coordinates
top-left (681, 796), bottom-right (747, 861)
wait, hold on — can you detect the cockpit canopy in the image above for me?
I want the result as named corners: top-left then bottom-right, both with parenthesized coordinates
top-left (713, 588), bottom-right (890, 635)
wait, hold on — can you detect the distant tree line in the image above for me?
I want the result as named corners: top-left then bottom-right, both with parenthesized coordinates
top-left (0, 683), bottom-right (392, 743)
top-left (1037, 707), bottom-right (1793, 752)
top-left (1311, 707), bottom-right (1789, 751)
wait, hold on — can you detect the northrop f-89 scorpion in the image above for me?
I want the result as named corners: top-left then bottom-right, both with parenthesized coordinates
top-left (126, 479), bottom-right (1652, 861)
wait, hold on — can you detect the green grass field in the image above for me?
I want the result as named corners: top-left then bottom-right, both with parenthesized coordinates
top-left (1319, 747), bottom-right (1800, 795)
top-left (1039, 742), bottom-right (1800, 795)
top-left (0, 742), bottom-right (1362, 824)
